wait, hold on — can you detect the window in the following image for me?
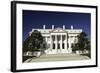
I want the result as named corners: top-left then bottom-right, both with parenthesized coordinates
top-left (62, 35), bottom-right (65, 41)
top-left (52, 35), bottom-right (55, 41)
top-left (47, 36), bottom-right (50, 41)
top-left (57, 35), bottom-right (60, 41)
top-left (71, 43), bottom-right (74, 48)
top-left (47, 44), bottom-right (50, 48)
top-left (74, 38), bottom-right (78, 43)
top-left (67, 43), bottom-right (69, 48)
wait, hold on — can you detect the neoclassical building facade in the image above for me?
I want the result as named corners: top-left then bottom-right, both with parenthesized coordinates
top-left (29, 25), bottom-right (82, 54)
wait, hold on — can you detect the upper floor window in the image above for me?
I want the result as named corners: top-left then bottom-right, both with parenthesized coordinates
top-left (62, 35), bottom-right (65, 41)
top-left (57, 35), bottom-right (60, 41)
top-left (52, 35), bottom-right (55, 41)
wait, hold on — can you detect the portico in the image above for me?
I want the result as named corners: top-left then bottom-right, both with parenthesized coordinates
top-left (50, 31), bottom-right (68, 54)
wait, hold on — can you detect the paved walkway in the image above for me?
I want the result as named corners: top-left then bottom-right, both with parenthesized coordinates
top-left (24, 53), bottom-right (90, 63)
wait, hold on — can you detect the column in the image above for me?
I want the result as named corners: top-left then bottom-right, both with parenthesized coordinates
top-left (60, 35), bottom-right (62, 51)
top-left (55, 35), bottom-right (57, 53)
top-left (65, 34), bottom-right (67, 52)
top-left (68, 36), bottom-right (72, 53)
top-left (50, 35), bottom-right (52, 50)
top-left (45, 36), bottom-right (47, 42)
top-left (45, 36), bottom-right (47, 49)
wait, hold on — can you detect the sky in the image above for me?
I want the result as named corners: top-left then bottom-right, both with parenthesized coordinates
top-left (23, 10), bottom-right (91, 41)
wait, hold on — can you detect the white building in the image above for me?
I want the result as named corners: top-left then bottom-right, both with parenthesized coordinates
top-left (29, 25), bottom-right (82, 54)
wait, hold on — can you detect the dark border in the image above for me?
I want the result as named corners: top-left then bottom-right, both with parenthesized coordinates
top-left (11, 1), bottom-right (98, 72)
top-left (11, 1), bottom-right (16, 72)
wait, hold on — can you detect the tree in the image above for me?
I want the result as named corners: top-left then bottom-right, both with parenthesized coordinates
top-left (23, 30), bottom-right (44, 52)
top-left (72, 32), bottom-right (90, 52)
top-left (28, 30), bottom-right (44, 51)
top-left (23, 36), bottom-right (30, 52)
top-left (72, 43), bottom-right (80, 52)
top-left (77, 32), bottom-right (87, 51)
top-left (84, 38), bottom-right (91, 51)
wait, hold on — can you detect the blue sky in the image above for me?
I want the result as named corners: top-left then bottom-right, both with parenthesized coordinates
top-left (23, 10), bottom-right (91, 40)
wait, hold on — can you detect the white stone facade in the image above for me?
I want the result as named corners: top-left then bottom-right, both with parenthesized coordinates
top-left (29, 25), bottom-right (82, 54)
